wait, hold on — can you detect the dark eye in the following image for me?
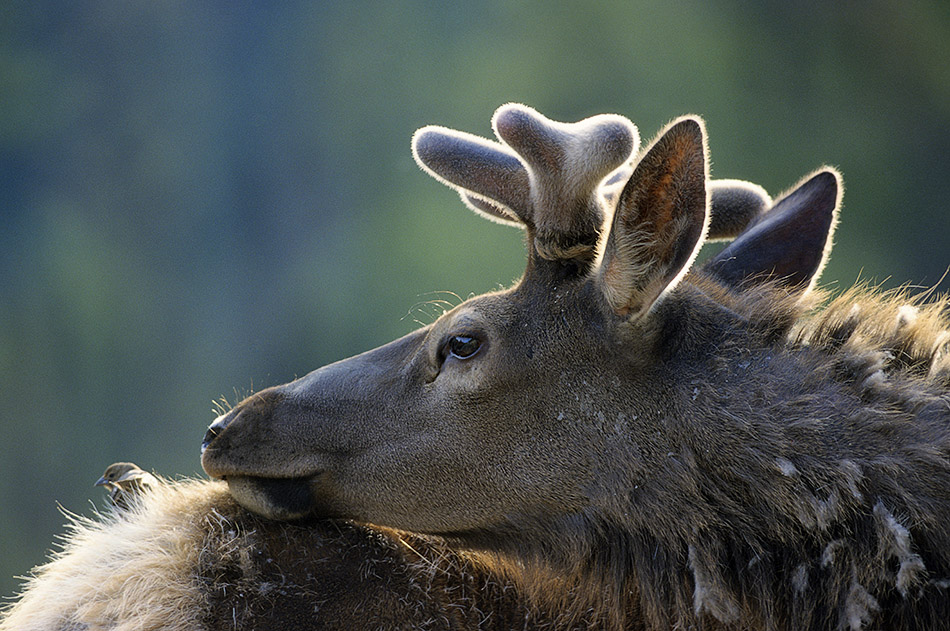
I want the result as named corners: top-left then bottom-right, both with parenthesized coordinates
top-left (446, 335), bottom-right (481, 360)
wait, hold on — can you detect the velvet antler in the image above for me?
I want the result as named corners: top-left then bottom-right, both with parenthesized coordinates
top-left (413, 104), bottom-right (639, 265)
top-left (413, 104), bottom-right (776, 266)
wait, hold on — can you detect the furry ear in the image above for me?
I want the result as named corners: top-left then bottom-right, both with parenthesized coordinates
top-left (704, 168), bottom-right (841, 293)
top-left (598, 117), bottom-right (709, 319)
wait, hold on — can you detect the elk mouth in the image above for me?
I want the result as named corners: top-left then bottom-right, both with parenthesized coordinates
top-left (223, 474), bottom-right (341, 522)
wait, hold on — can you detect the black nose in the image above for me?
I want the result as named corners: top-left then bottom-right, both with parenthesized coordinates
top-left (201, 412), bottom-right (234, 453)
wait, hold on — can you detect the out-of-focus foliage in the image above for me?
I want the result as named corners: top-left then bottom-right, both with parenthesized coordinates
top-left (1, 0), bottom-right (948, 599)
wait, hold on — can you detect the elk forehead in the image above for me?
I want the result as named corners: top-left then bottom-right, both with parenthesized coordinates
top-left (433, 297), bottom-right (498, 333)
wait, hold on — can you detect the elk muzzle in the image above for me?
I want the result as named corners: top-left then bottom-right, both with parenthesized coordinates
top-left (200, 390), bottom-right (342, 521)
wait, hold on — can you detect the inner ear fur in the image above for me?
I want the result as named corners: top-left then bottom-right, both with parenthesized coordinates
top-left (598, 116), bottom-right (710, 319)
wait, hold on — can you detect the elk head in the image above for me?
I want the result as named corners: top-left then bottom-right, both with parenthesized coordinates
top-left (200, 104), bottom-right (839, 539)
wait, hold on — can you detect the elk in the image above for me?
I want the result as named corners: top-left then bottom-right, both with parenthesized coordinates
top-left (4, 104), bottom-right (950, 630)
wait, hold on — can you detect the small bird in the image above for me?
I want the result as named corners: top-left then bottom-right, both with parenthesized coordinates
top-left (95, 462), bottom-right (158, 509)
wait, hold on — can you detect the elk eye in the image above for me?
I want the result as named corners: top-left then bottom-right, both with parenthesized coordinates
top-left (446, 335), bottom-right (481, 360)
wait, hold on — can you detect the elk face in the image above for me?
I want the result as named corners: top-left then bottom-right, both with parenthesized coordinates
top-left (201, 281), bottom-right (636, 531)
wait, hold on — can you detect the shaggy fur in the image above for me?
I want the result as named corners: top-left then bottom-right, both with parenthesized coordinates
top-left (1, 480), bottom-right (212, 631)
top-left (0, 480), bottom-right (589, 630)
top-left (601, 277), bottom-right (950, 630)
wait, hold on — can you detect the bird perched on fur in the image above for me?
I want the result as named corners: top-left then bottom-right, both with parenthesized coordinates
top-left (95, 462), bottom-right (158, 509)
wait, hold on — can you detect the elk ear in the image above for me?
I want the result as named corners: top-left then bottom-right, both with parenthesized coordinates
top-left (704, 168), bottom-right (841, 293)
top-left (599, 117), bottom-right (709, 319)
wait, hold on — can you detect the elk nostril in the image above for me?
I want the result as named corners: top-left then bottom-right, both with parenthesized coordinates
top-left (201, 412), bottom-right (233, 453)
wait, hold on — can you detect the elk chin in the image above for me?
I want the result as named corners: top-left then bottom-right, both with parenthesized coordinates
top-left (225, 475), bottom-right (324, 522)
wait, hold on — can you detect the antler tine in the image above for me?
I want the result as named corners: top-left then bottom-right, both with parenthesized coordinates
top-left (492, 104), bottom-right (638, 262)
top-left (412, 126), bottom-right (532, 225)
top-left (460, 193), bottom-right (523, 226)
top-left (706, 180), bottom-right (772, 241)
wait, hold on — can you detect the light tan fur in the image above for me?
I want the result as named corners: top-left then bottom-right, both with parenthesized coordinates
top-left (1, 479), bottom-right (221, 631)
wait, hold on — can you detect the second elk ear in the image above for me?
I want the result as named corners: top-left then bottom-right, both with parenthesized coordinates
top-left (598, 117), bottom-right (709, 319)
top-left (704, 169), bottom-right (841, 294)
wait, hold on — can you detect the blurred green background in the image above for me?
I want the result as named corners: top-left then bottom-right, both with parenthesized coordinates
top-left (2, 0), bottom-right (948, 600)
